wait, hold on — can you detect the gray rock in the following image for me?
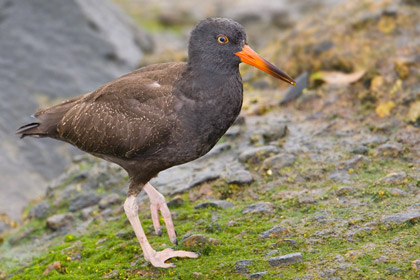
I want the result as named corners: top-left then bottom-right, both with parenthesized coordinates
top-left (0, 0), bottom-right (151, 221)
top-left (320, 269), bottom-right (337, 277)
top-left (225, 126), bottom-right (241, 137)
top-left (389, 188), bottom-right (408, 197)
top-left (262, 124), bottom-right (288, 142)
top-left (265, 250), bottom-right (279, 257)
top-left (344, 155), bottom-right (368, 169)
top-left (350, 145), bottom-right (368, 155)
top-left (336, 186), bottom-right (355, 196)
top-left (69, 192), bottom-right (101, 212)
top-left (235, 259), bottom-right (254, 273)
top-left (327, 170), bottom-right (352, 184)
top-left (386, 266), bottom-right (401, 274)
top-left (98, 193), bottom-right (121, 209)
top-left (28, 202), bottom-right (50, 219)
top-left (181, 234), bottom-right (221, 249)
top-left (262, 153), bottom-right (296, 170)
top-left (268, 252), bottom-right (303, 266)
top-left (102, 270), bottom-right (119, 279)
top-left (194, 200), bottom-right (234, 209)
top-left (167, 196), bottom-right (185, 208)
top-left (376, 142), bottom-right (404, 156)
top-left (116, 231), bottom-right (136, 240)
top-left (280, 72), bottom-right (309, 104)
top-left (259, 225), bottom-right (289, 239)
top-left (46, 213), bottom-right (75, 230)
top-left (242, 202), bottom-right (274, 214)
top-left (239, 146), bottom-right (278, 163)
top-left (0, 221), bottom-right (10, 235)
top-left (249, 271), bottom-right (267, 279)
top-left (224, 170), bottom-right (254, 185)
top-left (380, 172), bottom-right (407, 184)
top-left (382, 211), bottom-right (420, 225)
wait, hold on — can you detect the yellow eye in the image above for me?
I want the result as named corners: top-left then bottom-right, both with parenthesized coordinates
top-left (217, 34), bottom-right (229, 45)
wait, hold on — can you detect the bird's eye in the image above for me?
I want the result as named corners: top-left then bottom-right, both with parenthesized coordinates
top-left (216, 34), bottom-right (229, 45)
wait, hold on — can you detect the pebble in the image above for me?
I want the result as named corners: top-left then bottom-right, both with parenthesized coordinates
top-left (224, 170), bottom-right (254, 185)
top-left (102, 270), bottom-right (119, 279)
top-left (61, 240), bottom-right (83, 260)
top-left (239, 146), bottom-right (279, 163)
top-left (344, 155), bottom-right (368, 169)
top-left (382, 211), bottom-right (420, 225)
top-left (46, 213), bottom-right (75, 231)
top-left (242, 202), bottom-right (274, 214)
top-left (194, 200), bottom-right (234, 209)
top-left (280, 72), bottom-right (308, 105)
top-left (69, 192), bottom-right (101, 212)
top-left (268, 252), bottom-right (303, 266)
top-left (259, 225), bottom-right (289, 239)
top-left (411, 258), bottom-right (420, 270)
top-left (376, 142), bottom-right (404, 156)
top-left (336, 186), bottom-right (355, 196)
top-left (235, 259), bottom-right (254, 273)
top-left (350, 145), bottom-right (368, 155)
top-left (167, 196), bottom-right (185, 208)
top-left (389, 188), bottom-right (408, 197)
top-left (181, 234), bottom-right (220, 249)
top-left (98, 193), bottom-right (121, 209)
top-left (265, 249), bottom-right (279, 257)
top-left (28, 202), bottom-right (50, 219)
top-left (327, 170), bottom-right (352, 184)
top-left (380, 171), bottom-right (407, 184)
top-left (249, 271), bottom-right (267, 279)
top-left (116, 231), bottom-right (135, 240)
top-left (225, 126), bottom-right (241, 137)
top-left (262, 153), bottom-right (296, 170)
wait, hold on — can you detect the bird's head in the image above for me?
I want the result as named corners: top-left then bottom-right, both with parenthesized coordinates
top-left (188, 18), bottom-right (295, 86)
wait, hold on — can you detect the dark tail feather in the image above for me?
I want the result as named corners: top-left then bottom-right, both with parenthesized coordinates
top-left (16, 122), bottom-right (44, 138)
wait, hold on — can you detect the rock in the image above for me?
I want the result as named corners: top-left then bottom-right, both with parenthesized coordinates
top-left (386, 266), bottom-right (401, 274)
top-left (235, 259), bottom-right (254, 273)
top-left (69, 192), bottom-right (101, 212)
top-left (262, 124), bottom-right (288, 142)
top-left (46, 213), bottom-right (75, 231)
top-left (43, 261), bottom-right (61, 275)
top-left (81, 207), bottom-right (94, 220)
top-left (259, 225), bottom-right (289, 239)
top-left (327, 170), bottom-right (352, 184)
top-left (376, 142), bottom-right (404, 156)
top-left (0, 221), bottom-right (10, 236)
top-left (320, 269), bottom-right (337, 277)
top-left (239, 146), bottom-right (278, 163)
top-left (224, 170), bottom-right (254, 185)
top-left (249, 271), bottom-right (267, 279)
top-left (98, 193), bottom-right (121, 209)
top-left (116, 231), bottom-right (136, 240)
top-left (225, 126), bottom-right (241, 137)
top-left (268, 252), bottom-right (303, 266)
top-left (167, 196), bottom-right (185, 208)
top-left (299, 196), bottom-right (316, 205)
top-left (280, 72), bottom-right (309, 104)
top-left (262, 153), bottom-right (296, 170)
top-left (382, 211), bottom-right (420, 225)
top-left (380, 172), bottom-right (407, 184)
top-left (411, 258), bottom-right (420, 270)
top-left (102, 270), bottom-right (119, 279)
top-left (61, 240), bottom-right (83, 260)
top-left (28, 202), bottom-right (50, 219)
top-left (181, 234), bottom-right (220, 249)
top-left (8, 227), bottom-right (34, 245)
top-left (0, 0), bottom-right (151, 221)
top-left (344, 155), bottom-right (368, 169)
top-left (194, 200), bottom-right (234, 209)
top-left (350, 145), bottom-right (368, 155)
top-left (336, 186), bottom-right (355, 196)
top-left (265, 250), bottom-right (279, 257)
top-left (242, 202), bottom-right (274, 214)
top-left (389, 188), bottom-right (408, 197)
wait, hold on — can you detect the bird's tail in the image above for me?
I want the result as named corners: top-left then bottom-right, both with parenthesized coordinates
top-left (17, 95), bottom-right (84, 139)
top-left (16, 122), bottom-right (44, 138)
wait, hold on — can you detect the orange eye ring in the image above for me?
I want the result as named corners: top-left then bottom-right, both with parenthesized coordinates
top-left (216, 34), bottom-right (229, 45)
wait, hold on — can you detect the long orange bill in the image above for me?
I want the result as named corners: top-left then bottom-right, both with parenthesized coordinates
top-left (235, 45), bottom-right (296, 86)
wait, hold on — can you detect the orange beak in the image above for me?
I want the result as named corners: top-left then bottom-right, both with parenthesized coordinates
top-left (235, 45), bottom-right (296, 86)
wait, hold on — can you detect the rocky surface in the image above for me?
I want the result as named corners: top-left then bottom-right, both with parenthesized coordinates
top-left (1, 0), bottom-right (420, 279)
top-left (1, 0), bottom-right (151, 221)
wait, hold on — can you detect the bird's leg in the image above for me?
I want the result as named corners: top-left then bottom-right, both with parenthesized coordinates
top-left (124, 195), bottom-right (199, 268)
top-left (143, 182), bottom-right (176, 244)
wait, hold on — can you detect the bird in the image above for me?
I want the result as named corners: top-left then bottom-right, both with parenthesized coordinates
top-left (17, 17), bottom-right (295, 268)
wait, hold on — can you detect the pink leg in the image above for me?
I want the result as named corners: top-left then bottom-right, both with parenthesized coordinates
top-left (124, 194), bottom-right (199, 268)
top-left (143, 182), bottom-right (177, 244)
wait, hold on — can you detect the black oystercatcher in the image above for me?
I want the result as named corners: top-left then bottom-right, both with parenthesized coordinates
top-left (17, 18), bottom-right (295, 268)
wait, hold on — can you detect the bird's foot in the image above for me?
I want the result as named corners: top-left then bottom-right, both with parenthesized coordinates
top-left (147, 248), bottom-right (199, 268)
top-left (144, 183), bottom-right (177, 244)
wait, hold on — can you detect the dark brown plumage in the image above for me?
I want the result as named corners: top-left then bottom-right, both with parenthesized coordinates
top-left (17, 18), bottom-right (295, 268)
